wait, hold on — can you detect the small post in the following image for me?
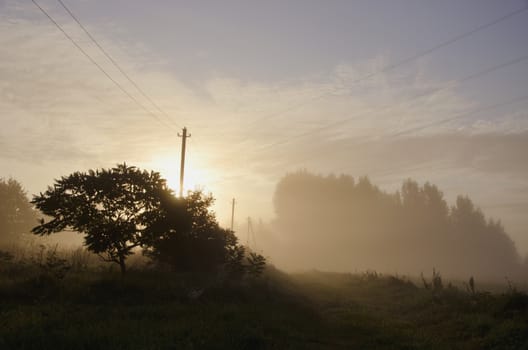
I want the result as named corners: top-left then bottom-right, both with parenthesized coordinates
top-left (230, 198), bottom-right (236, 231)
top-left (247, 217), bottom-right (251, 247)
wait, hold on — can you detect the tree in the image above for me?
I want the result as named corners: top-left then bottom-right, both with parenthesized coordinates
top-left (0, 178), bottom-right (37, 245)
top-left (144, 191), bottom-right (264, 277)
top-left (31, 164), bottom-right (173, 274)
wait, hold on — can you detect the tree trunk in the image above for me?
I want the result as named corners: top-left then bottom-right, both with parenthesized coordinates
top-left (118, 256), bottom-right (126, 275)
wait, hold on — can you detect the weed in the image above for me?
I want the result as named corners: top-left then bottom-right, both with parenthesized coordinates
top-left (30, 244), bottom-right (71, 280)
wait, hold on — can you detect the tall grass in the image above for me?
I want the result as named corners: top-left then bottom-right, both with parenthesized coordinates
top-left (1, 246), bottom-right (527, 349)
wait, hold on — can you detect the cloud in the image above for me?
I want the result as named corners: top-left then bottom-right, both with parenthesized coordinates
top-left (2, 0), bottom-right (525, 168)
top-left (1, 0), bottom-right (528, 252)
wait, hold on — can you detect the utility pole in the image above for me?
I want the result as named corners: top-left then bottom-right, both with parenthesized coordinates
top-left (246, 217), bottom-right (251, 247)
top-left (177, 127), bottom-right (191, 198)
top-left (247, 217), bottom-right (256, 250)
top-left (230, 198), bottom-right (236, 231)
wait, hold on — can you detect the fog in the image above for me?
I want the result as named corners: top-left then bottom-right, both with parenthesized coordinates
top-left (254, 171), bottom-right (526, 282)
top-left (3, 168), bottom-right (527, 284)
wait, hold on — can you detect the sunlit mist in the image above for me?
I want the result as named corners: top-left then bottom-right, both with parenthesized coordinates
top-left (146, 153), bottom-right (216, 195)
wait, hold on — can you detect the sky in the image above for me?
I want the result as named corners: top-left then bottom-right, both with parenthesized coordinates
top-left (1, 0), bottom-right (528, 254)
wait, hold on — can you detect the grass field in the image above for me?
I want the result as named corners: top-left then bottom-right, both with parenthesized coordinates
top-left (0, 246), bottom-right (527, 349)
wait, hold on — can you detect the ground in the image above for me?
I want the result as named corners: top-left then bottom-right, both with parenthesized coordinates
top-left (0, 250), bottom-right (527, 349)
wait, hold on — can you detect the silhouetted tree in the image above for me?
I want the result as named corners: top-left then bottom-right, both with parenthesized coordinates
top-left (31, 164), bottom-right (265, 277)
top-left (144, 191), bottom-right (265, 277)
top-left (0, 178), bottom-right (37, 246)
top-left (246, 252), bottom-right (267, 277)
top-left (31, 164), bottom-right (172, 274)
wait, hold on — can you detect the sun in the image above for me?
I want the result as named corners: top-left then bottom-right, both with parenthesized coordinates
top-left (146, 153), bottom-right (213, 194)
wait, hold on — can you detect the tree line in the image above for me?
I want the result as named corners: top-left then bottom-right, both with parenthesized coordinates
top-left (270, 171), bottom-right (525, 281)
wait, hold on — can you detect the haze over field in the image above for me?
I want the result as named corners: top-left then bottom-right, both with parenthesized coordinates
top-left (1, 0), bottom-right (528, 275)
top-left (262, 171), bottom-right (526, 282)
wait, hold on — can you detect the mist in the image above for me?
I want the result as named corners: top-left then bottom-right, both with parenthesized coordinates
top-left (255, 171), bottom-right (525, 282)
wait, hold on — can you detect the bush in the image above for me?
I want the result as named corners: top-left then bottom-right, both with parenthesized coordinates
top-left (30, 244), bottom-right (71, 281)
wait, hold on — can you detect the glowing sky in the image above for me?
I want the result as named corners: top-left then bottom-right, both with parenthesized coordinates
top-left (1, 0), bottom-right (528, 253)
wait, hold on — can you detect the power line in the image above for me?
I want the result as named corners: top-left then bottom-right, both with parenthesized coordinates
top-left (244, 4), bottom-right (528, 128)
top-left (210, 5), bottom-right (528, 182)
top-left (56, 0), bottom-right (180, 130)
top-left (391, 94), bottom-right (528, 138)
top-left (251, 54), bottom-right (528, 154)
top-left (288, 93), bottom-right (528, 167)
top-left (31, 0), bottom-right (178, 132)
top-left (214, 93), bottom-right (528, 179)
top-left (206, 52), bottom-right (528, 170)
top-left (218, 91), bottom-right (528, 191)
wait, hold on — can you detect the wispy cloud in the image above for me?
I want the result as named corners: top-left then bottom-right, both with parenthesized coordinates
top-left (1, 0), bottom-right (528, 252)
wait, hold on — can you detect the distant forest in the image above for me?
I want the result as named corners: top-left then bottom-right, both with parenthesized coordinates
top-left (267, 171), bottom-right (526, 281)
